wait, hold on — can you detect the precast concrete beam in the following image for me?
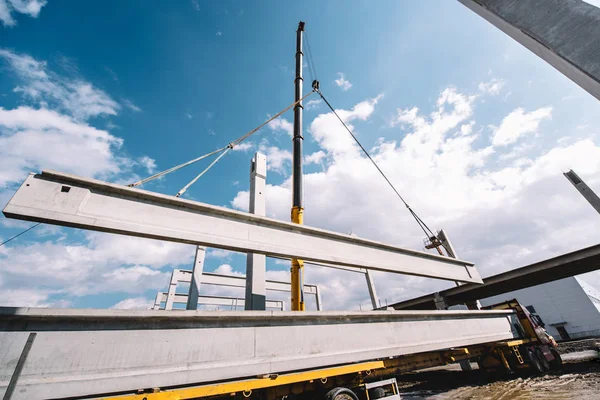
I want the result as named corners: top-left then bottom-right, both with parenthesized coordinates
top-left (2, 171), bottom-right (482, 283)
top-left (0, 307), bottom-right (516, 399)
top-left (459, 0), bottom-right (600, 101)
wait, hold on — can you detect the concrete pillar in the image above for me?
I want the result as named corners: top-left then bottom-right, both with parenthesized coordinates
top-left (186, 246), bottom-right (206, 310)
top-left (164, 270), bottom-right (179, 310)
top-left (459, 0), bottom-right (600, 101)
top-left (152, 292), bottom-right (162, 310)
top-left (245, 152), bottom-right (267, 310)
top-left (564, 169), bottom-right (600, 215)
top-left (315, 285), bottom-right (323, 311)
top-left (438, 229), bottom-right (474, 371)
top-left (365, 269), bottom-right (380, 310)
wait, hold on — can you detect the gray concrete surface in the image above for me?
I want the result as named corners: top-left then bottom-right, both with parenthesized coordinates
top-left (2, 170), bottom-right (481, 283)
top-left (460, 0), bottom-right (600, 101)
top-left (0, 307), bottom-right (516, 399)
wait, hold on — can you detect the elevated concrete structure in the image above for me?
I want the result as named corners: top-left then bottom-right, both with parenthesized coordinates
top-left (153, 292), bottom-right (285, 311)
top-left (164, 269), bottom-right (322, 311)
top-left (2, 171), bottom-right (482, 283)
top-left (460, 0), bottom-right (600, 101)
top-left (388, 243), bottom-right (600, 310)
top-left (0, 307), bottom-right (516, 399)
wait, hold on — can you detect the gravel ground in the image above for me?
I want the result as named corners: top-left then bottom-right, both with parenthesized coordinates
top-left (394, 342), bottom-right (600, 399)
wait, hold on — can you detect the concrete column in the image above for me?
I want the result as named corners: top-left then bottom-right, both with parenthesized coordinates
top-left (438, 229), bottom-right (474, 371)
top-left (152, 292), bottom-right (162, 310)
top-left (315, 285), bottom-right (323, 311)
top-left (564, 169), bottom-right (600, 215)
top-left (164, 270), bottom-right (179, 310)
top-left (365, 269), bottom-right (380, 310)
top-left (186, 246), bottom-right (206, 310)
top-left (245, 152), bottom-right (267, 310)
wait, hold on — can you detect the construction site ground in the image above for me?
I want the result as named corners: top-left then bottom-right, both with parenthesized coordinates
top-left (395, 339), bottom-right (600, 399)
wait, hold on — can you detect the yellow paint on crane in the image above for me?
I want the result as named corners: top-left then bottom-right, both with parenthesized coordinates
top-left (290, 205), bottom-right (305, 311)
top-left (101, 360), bottom-right (386, 400)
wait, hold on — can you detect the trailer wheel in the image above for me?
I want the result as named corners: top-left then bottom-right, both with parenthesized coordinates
top-left (371, 387), bottom-right (386, 399)
top-left (527, 349), bottom-right (544, 374)
top-left (535, 348), bottom-right (550, 371)
top-left (325, 387), bottom-right (359, 400)
top-left (550, 348), bottom-right (563, 370)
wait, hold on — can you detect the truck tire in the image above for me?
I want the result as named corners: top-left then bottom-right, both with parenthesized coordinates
top-left (371, 387), bottom-right (386, 399)
top-left (325, 387), bottom-right (359, 400)
top-left (535, 348), bottom-right (550, 371)
top-left (550, 348), bottom-right (563, 370)
top-left (527, 349), bottom-right (544, 374)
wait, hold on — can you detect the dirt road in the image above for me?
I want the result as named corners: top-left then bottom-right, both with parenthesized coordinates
top-left (397, 356), bottom-right (600, 399)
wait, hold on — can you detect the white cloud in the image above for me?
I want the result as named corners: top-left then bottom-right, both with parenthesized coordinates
top-left (0, 49), bottom-right (180, 307)
top-left (0, 233), bottom-right (193, 297)
top-left (111, 297), bottom-right (153, 310)
top-left (0, 289), bottom-right (51, 307)
top-left (478, 78), bottom-right (506, 95)
top-left (216, 31), bottom-right (222, 36)
top-left (334, 73), bottom-right (352, 91)
top-left (0, 0), bottom-right (46, 26)
top-left (311, 94), bottom-right (383, 157)
top-left (267, 116), bottom-right (293, 137)
top-left (231, 88), bottom-right (600, 309)
top-left (304, 150), bottom-right (326, 165)
top-left (305, 99), bottom-right (322, 110)
top-left (0, 49), bottom-right (119, 120)
top-left (259, 144), bottom-right (292, 175)
top-left (122, 99), bottom-right (142, 112)
top-left (207, 248), bottom-right (234, 259)
top-left (0, 50), bottom-right (157, 188)
top-left (232, 142), bottom-right (254, 152)
top-left (492, 107), bottom-right (552, 146)
top-left (137, 156), bottom-right (156, 174)
top-left (0, 106), bottom-right (125, 186)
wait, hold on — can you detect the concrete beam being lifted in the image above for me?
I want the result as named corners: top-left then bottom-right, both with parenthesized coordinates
top-left (2, 171), bottom-right (482, 283)
top-left (459, 0), bottom-right (600, 101)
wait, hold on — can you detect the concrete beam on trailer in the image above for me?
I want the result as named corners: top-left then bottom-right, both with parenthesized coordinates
top-left (153, 292), bottom-right (285, 310)
top-left (459, 0), bottom-right (600, 101)
top-left (0, 306), bottom-right (516, 399)
top-left (387, 243), bottom-right (600, 310)
top-left (2, 171), bottom-right (482, 283)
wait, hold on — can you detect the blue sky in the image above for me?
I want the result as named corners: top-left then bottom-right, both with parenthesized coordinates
top-left (1, 0), bottom-right (600, 310)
